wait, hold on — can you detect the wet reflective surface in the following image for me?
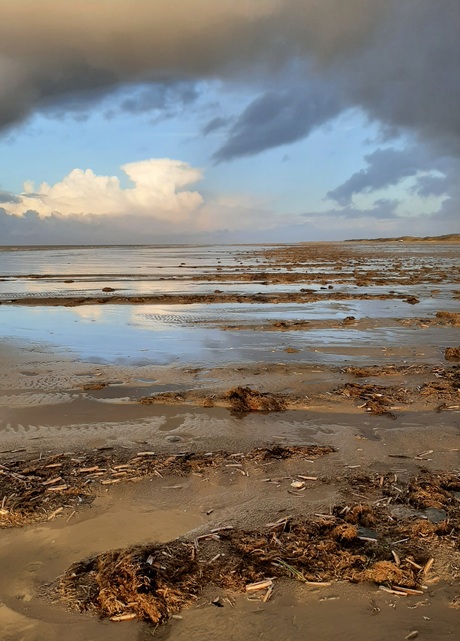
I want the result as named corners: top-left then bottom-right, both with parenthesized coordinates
top-left (0, 243), bottom-right (458, 300)
top-left (1, 303), bottom-right (457, 366)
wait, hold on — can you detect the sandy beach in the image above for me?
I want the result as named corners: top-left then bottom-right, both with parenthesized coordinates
top-left (0, 242), bottom-right (459, 640)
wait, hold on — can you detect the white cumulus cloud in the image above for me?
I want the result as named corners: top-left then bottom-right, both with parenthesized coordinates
top-left (8, 159), bottom-right (203, 220)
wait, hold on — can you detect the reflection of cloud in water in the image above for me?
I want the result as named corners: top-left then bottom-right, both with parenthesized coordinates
top-left (128, 281), bottom-right (174, 296)
top-left (70, 306), bottom-right (104, 322)
top-left (0, 305), bottom-right (457, 368)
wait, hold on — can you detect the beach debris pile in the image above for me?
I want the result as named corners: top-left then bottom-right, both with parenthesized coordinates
top-left (343, 364), bottom-right (428, 378)
top-left (335, 365), bottom-right (460, 415)
top-left (401, 310), bottom-right (460, 328)
top-left (336, 382), bottom-right (409, 418)
top-left (226, 386), bottom-right (287, 412)
top-left (140, 385), bottom-right (289, 412)
top-left (445, 347), bottom-right (460, 361)
top-left (57, 469), bottom-right (459, 626)
top-left (435, 311), bottom-right (460, 326)
top-left (0, 445), bottom-right (333, 527)
top-left (140, 364), bottom-right (459, 416)
top-left (420, 366), bottom-right (460, 410)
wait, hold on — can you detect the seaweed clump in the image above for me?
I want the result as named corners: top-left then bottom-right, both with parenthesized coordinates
top-left (226, 386), bottom-right (287, 412)
top-left (445, 347), bottom-right (460, 361)
top-left (58, 507), bottom-right (441, 626)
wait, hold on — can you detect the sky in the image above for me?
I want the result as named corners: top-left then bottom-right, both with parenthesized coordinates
top-left (0, 0), bottom-right (459, 244)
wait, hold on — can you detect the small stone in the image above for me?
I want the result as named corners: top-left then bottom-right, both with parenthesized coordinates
top-left (422, 508), bottom-right (447, 524)
top-left (357, 526), bottom-right (378, 540)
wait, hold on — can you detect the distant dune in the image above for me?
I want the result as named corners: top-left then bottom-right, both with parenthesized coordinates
top-left (345, 234), bottom-right (460, 243)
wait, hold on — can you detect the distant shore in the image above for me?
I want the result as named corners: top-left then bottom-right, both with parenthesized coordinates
top-left (345, 233), bottom-right (460, 243)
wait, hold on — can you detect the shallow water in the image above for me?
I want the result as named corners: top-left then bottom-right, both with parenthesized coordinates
top-left (0, 243), bottom-right (458, 369)
top-left (0, 243), bottom-right (458, 300)
top-left (0, 245), bottom-right (258, 276)
top-left (0, 304), bottom-right (456, 366)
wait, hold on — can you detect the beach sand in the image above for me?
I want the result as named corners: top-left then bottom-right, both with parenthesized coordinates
top-left (0, 242), bottom-right (459, 640)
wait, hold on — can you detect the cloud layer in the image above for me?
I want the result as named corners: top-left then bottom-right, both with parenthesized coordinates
top-left (1, 154), bottom-right (458, 245)
top-left (1, 1), bottom-right (459, 158)
top-left (1, 2), bottom-right (459, 243)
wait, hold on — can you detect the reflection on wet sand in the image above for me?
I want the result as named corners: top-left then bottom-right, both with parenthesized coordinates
top-left (0, 304), bottom-right (458, 366)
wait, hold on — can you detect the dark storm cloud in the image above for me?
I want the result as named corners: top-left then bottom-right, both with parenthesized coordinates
top-left (414, 156), bottom-right (460, 222)
top-left (412, 175), bottom-right (449, 199)
top-left (1, 0), bottom-right (459, 156)
top-left (327, 147), bottom-right (430, 206)
top-left (116, 81), bottom-right (200, 116)
top-left (213, 84), bottom-right (343, 162)
top-left (202, 116), bottom-right (230, 136)
top-left (340, 1), bottom-right (460, 154)
top-left (410, 155), bottom-right (460, 199)
top-left (327, 146), bottom-right (460, 215)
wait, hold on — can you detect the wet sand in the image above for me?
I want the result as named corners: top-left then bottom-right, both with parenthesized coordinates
top-left (0, 242), bottom-right (459, 640)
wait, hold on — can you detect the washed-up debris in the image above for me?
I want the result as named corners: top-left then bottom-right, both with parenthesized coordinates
top-left (420, 366), bottom-right (460, 408)
top-left (141, 363), bottom-right (458, 414)
top-left (337, 382), bottom-right (408, 418)
top-left (445, 347), bottom-right (460, 361)
top-left (56, 491), bottom-right (459, 627)
top-left (245, 579), bottom-right (273, 593)
top-left (53, 464), bottom-right (460, 627)
top-left (82, 382), bottom-right (109, 391)
top-left (403, 311), bottom-right (460, 329)
top-left (343, 365), bottom-right (428, 378)
top-left (0, 445), bottom-right (333, 527)
top-left (139, 386), bottom-right (291, 412)
top-left (435, 311), bottom-right (460, 326)
top-left (337, 365), bottom-right (460, 415)
top-left (273, 320), bottom-right (312, 330)
top-left (226, 386), bottom-right (287, 412)
top-left (407, 472), bottom-right (460, 509)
